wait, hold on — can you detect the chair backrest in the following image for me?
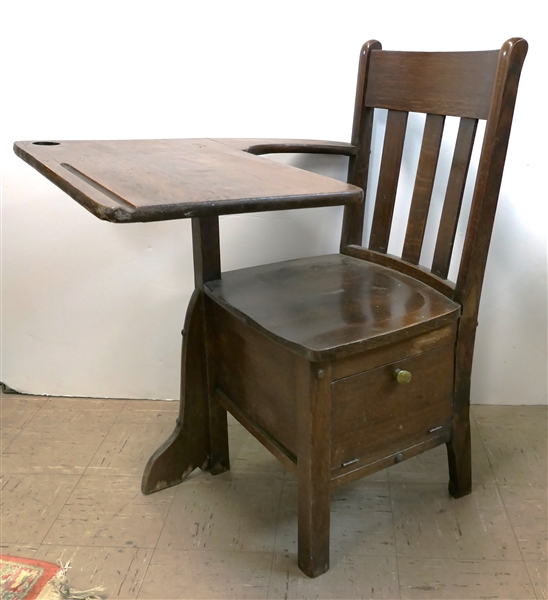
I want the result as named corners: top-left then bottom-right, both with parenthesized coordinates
top-left (340, 38), bottom-right (528, 324)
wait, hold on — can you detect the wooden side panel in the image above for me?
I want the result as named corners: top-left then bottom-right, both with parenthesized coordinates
top-left (331, 344), bottom-right (454, 469)
top-left (216, 389), bottom-right (297, 473)
top-left (365, 50), bottom-right (499, 118)
top-left (206, 297), bottom-right (298, 456)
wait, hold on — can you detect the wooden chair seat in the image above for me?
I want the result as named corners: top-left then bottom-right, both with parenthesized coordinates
top-left (205, 253), bottom-right (460, 361)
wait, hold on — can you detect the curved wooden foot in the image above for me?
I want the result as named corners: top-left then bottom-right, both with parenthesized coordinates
top-left (142, 419), bottom-right (209, 494)
top-left (142, 289), bottom-right (211, 495)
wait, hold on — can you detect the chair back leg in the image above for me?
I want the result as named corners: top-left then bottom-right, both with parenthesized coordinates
top-left (446, 331), bottom-right (475, 497)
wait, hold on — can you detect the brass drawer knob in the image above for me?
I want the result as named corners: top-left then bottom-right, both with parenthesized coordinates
top-left (394, 369), bottom-right (412, 384)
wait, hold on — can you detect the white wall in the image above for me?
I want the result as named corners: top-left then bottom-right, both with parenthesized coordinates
top-left (1, 0), bottom-right (546, 404)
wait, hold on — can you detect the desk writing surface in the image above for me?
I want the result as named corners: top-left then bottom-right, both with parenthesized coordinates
top-left (14, 138), bottom-right (362, 223)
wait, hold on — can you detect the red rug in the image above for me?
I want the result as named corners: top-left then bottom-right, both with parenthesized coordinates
top-left (0, 555), bottom-right (61, 600)
top-left (0, 555), bottom-right (104, 599)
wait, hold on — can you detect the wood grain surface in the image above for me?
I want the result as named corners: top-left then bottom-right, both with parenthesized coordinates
top-left (14, 138), bottom-right (362, 223)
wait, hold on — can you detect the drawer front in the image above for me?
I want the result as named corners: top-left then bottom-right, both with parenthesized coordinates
top-left (331, 344), bottom-right (454, 468)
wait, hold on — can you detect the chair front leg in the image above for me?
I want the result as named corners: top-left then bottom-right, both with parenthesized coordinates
top-left (297, 361), bottom-right (332, 578)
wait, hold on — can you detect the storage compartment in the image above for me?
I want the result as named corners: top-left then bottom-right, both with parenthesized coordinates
top-left (331, 344), bottom-right (454, 468)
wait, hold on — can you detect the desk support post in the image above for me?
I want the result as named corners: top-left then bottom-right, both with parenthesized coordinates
top-left (141, 216), bottom-right (228, 494)
top-left (192, 216), bottom-right (230, 475)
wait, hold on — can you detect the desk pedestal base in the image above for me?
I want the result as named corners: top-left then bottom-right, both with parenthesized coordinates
top-left (141, 289), bottom-right (227, 494)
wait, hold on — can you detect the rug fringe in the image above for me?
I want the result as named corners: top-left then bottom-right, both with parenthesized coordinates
top-left (49, 560), bottom-right (105, 600)
top-left (50, 577), bottom-right (105, 600)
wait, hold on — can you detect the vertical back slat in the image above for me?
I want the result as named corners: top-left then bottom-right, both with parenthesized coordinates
top-left (368, 109), bottom-right (409, 253)
top-left (431, 117), bottom-right (478, 278)
top-left (401, 114), bottom-right (446, 264)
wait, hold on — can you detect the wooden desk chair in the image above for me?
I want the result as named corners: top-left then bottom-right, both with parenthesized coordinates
top-left (143, 38), bottom-right (527, 577)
